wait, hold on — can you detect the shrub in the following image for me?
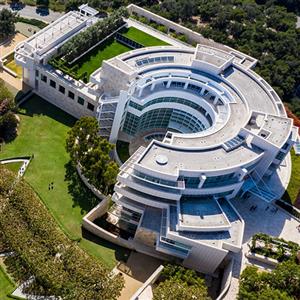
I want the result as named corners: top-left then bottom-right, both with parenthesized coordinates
top-left (0, 111), bottom-right (18, 142)
top-left (0, 167), bottom-right (124, 299)
top-left (16, 17), bottom-right (48, 29)
top-left (157, 25), bottom-right (168, 33)
top-left (61, 7), bottom-right (128, 62)
top-left (154, 264), bottom-right (210, 300)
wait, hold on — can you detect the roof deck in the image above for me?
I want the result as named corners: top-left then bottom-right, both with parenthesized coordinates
top-left (17, 11), bottom-right (91, 58)
top-left (178, 197), bottom-right (231, 231)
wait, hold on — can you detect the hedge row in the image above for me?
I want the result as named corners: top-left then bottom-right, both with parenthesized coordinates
top-left (61, 7), bottom-right (128, 62)
top-left (17, 17), bottom-right (48, 29)
top-left (0, 167), bottom-right (124, 299)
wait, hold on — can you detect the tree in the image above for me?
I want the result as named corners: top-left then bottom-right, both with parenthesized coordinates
top-left (0, 9), bottom-right (17, 37)
top-left (154, 277), bottom-right (210, 300)
top-left (0, 111), bottom-right (18, 141)
top-left (60, 7), bottom-right (127, 61)
top-left (66, 116), bottom-right (119, 193)
top-left (154, 264), bottom-right (210, 300)
top-left (0, 79), bottom-right (15, 116)
top-left (239, 260), bottom-right (300, 300)
top-left (0, 167), bottom-right (124, 299)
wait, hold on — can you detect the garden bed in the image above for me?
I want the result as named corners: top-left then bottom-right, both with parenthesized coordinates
top-left (49, 26), bottom-right (168, 83)
top-left (4, 52), bottom-right (22, 78)
top-left (249, 233), bottom-right (300, 262)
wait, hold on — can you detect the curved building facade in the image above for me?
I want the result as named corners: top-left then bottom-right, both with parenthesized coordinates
top-left (94, 44), bottom-right (297, 274)
top-left (14, 7), bottom-right (297, 274)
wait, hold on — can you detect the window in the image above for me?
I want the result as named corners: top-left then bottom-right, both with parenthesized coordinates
top-left (59, 85), bottom-right (65, 94)
top-left (50, 79), bottom-right (56, 88)
top-left (87, 102), bottom-right (94, 111)
top-left (68, 91), bottom-right (74, 100)
top-left (275, 151), bottom-right (286, 161)
top-left (78, 96), bottom-right (84, 105)
top-left (35, 70), bottom-right (39, 77)
top-left (41, 74), bottom-right (47, 83)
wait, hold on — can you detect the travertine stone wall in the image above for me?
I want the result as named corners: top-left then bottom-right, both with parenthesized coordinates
top-left (134, 227), bottom-right (157, 247)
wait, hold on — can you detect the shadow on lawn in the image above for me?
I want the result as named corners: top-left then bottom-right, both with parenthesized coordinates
top-left (64, 160), bottom-right (98, 214)
top-left (65, 161), bottom-right (131, 263)
top-left (82, 228), bottom-right (131, 263)
top-left (19, 94), bottom-right (76, 127)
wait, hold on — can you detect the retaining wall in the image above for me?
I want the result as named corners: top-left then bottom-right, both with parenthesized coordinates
top-left (82, 198), bottom-right (135, 250)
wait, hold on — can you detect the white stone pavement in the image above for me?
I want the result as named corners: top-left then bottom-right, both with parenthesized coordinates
top-left (223, 195), bottom-right (300, 300)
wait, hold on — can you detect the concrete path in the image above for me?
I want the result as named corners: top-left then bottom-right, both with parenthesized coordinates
top-left (297, 16), bottom-right (300, 29)
top-left (0, 33), bottom-right (27, 57)
top-left (0, 68), bottom-right (29, 92)
top-left (113, 252), bottom-right (163, 300)
top-left (0, 4), bottom-right (63, 23)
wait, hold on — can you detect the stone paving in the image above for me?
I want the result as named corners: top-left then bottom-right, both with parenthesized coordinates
top-left (223, 195), bottom-right (300, 300)
top-left (113, 252), bottom-right (162, 300)
top-left (0, 68), bottom-right (30, 93)
top-left (0, 33), bottom-right (27, 57)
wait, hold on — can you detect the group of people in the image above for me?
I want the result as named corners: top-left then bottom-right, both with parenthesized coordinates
top-left (265, 206), bottom-right (278, 214)
top-left (48, 182), bottom-right (54, 190)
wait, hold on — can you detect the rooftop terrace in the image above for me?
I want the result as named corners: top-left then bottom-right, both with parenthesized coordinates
top-left (179, 197), bottom-right (231, 231)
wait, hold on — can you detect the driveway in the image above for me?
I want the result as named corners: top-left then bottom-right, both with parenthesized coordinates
top-left (0, 4), bottom-right (63, 23)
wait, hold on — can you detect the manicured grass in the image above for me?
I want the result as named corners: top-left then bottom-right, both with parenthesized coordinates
top-left (282, 149), bottom-right (300, 205)
top-left (0, 264), bottom-right (15, 300)
top-left (0, 94), bottom-right (129, 269)
top-left (75, 39), bottom-right (131, 80)
top-left (122, 26), bottom-right (169, 47)
top-left (4, 53), bottom-right (23, 78)
top-left (2, 162), bottom-right (22, 174)
top-left (51, 26), bottom-right (168, 82)
top-left (116, 140), bottom-right (130, 163)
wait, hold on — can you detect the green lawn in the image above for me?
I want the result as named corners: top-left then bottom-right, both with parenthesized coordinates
top-left (282, 149), bottom-right (300, 205)
top-left (0, 95), bottom-right (129, 269)
top-left (4, 52), bottom-right (23, 78)
top-left (51, 26), bottom-right (168, 82)
top-left (75, 38), bottom-right (131, 80)
top-left (2, 162), bottom-right (22, 174)
top-left (0, 265), bottom-right (15, 300)
top-left (122, 26), bottom-right (169, 47)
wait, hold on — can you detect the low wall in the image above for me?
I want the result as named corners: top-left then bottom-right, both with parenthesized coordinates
top-left (127, 4), bottom-right (204, 44)
top-left (82, 199), bottom-right (135, 250)
top-left (130, 265), bottom-right (164, 300)
top-left (76, 164), bottom-right (105, 200)
top-left (3, 66), bottom-right (17, 78)
top-left (245, 251), bottom-right (278, 267)
top-left (127, 4), bottom-right (257, 68)
top-left (113, 147), bottom-right (123, 167)
top-left (216, 259), bottom-right (233, 300)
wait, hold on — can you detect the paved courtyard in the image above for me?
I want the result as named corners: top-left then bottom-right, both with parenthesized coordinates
top-left (113, 252), bottom-right (163, 300)
top-left (0, 33), bottom-right (27, 57)
top-left (223, 195), bottom-right (300, 300)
